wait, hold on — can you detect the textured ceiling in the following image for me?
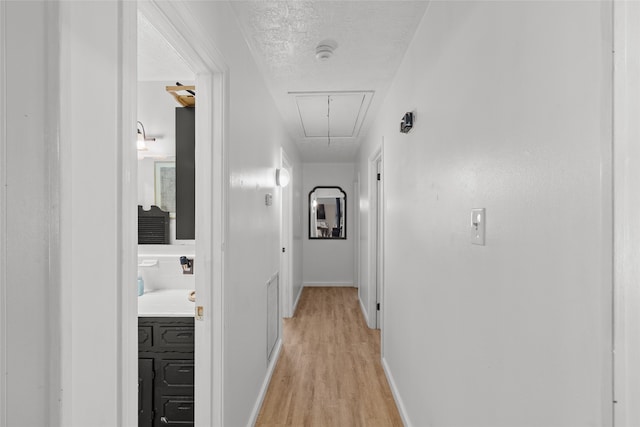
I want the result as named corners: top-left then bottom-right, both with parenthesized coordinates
top-left (138, 12), bottom-right (195, 82)
top-left (230, 1), bottom-right (429, 162)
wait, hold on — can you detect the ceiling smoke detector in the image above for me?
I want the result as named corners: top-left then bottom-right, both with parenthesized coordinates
top-left (315, 40), bottom-right (337, 61)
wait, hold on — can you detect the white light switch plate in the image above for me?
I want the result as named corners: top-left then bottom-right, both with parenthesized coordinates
top-left (471, 208), bottom-right (486, 245)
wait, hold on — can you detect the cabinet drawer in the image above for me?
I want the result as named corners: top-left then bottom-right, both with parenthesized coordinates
top-left (157, 360), bottom-right (194, 388)
top-left (155, 325), bottom-right (195, 349)
top-left (157, 396), bottom-right (194, 426)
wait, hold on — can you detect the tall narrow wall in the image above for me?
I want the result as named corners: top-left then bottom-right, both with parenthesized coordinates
top-left (358, 2), bottom-right (613, 425)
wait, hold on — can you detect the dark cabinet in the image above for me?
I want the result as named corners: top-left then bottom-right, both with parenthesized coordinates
top-left (175, 107), bottom-right (195, 240)
top-left (139, 317), bottom-right (194, 427)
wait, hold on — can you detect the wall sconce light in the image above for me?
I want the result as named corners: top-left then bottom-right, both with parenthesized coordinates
top-left (137, 121), bottom-right (156, 151)
top-left (276, 168), bottom-right (290, 187)
top-left (400, 112), bottom-right (414, 134)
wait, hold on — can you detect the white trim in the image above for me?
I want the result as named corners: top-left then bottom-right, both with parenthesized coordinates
top-left (353, 176), bottom-right (360, 290)
top-left (134, 2), bottom-right (229, 426)
top-left (382, 357), bottom-right (412, 427)
top-left (246, 339), bottom-right (283, 427)
top-left (613, 2), bottom-right (640, 426)
top-left (0, 1), bottom-right (6, 424)
top-left (45, 2), bottom-right (62, 425)
top-left (280, 148), bottom-right (293, 318)
top-left (119, 2), bottom-right (138, 426)
top-left (303, 282), bottom-right (354, 287)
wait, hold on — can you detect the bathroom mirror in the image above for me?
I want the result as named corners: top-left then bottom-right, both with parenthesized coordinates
top-left (309, 186), bottom-right (346, 239)
top-left (154, 161), bottom-right (176, 214)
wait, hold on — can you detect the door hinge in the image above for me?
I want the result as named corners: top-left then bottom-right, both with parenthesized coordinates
top-left (377, 173), bottom-right (381, 181)
top-left (377, 303), bottom-right (380, 310)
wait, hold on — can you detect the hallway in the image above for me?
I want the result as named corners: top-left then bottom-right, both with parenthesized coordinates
top-left (255, 288), bottom-right (402, 427)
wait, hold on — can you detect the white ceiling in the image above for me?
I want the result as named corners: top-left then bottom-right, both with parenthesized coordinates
top-left (137, 2), bottom-right (429, 162)
top-left (138, 12), bottom-right (194, 82)
top-left (230, 1), bottom-right (430, 162)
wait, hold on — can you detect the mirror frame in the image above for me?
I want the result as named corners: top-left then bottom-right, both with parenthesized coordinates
top-left (308, 186), bottom-right (347, 240)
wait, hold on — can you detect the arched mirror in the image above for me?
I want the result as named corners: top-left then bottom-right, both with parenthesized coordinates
top-left (309, 186), bottom-right (347, 239)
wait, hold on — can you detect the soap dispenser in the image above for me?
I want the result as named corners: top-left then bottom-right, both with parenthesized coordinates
top-left (137, 273), bottom-right (144, 296)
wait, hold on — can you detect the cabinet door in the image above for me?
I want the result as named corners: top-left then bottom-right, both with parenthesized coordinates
top-left (139, 358), bottom-right (154, 427)
top-left (156, 395), bottom-right (194, 427)
top-left (154, 324), bottom-right (195, 350)
top-left (156, 359), bottom-right (194, 388)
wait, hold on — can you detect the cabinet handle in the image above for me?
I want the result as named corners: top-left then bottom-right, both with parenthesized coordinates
top-left (178, 368), bottom-right (192, 373)
top-left (160, 416), bottom-right (168, 424)
top-left (176, 333), bottom-right (192, 338)
top-left (178, 406), bottom-right (191, 410)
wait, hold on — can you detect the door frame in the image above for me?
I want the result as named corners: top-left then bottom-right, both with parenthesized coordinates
top-left (354, 174), bottom-right (360, 294)
top-left (0, 1), bottom-right (6, 424)
top-left (280, 148), bottom-right (294, 318)
top-left (613, 1), bottom-right (640, 426)
top-left (124, 1), bottom-right (228, 425)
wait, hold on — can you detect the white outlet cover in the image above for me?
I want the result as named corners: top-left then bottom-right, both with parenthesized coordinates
top-left (471, 208), bottom-right (486, 245)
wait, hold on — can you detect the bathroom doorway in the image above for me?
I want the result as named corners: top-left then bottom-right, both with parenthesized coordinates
top-left (136, 9), bottom-right (197, 427)
top-left (122, 2), bottom-right (228, 425)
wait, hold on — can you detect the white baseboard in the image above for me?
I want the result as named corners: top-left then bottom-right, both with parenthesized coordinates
top-left (246, 338), bottom-right (282, 427)
top-left (359, 297), bottom-right (370, 327)
top-left (303, 282), bottom-right (354, 287)
top-left (292, 285), bottom-right (303, 316)
top-left (382, 356), bottom-right (412, 427)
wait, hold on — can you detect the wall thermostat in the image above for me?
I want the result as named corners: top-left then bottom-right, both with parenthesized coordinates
top-left (400, 112), bottom-right (414, 133)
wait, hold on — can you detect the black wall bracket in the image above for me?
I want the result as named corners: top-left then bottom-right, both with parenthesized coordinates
top-left (400, 111), bottom-right (414, 133)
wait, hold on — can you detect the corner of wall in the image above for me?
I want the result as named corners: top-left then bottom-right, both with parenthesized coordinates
top-left (381, 357), bottom-right (413, 427)
top-left (359, 295), bottom-right (370, 328)
top-left (292, 283), bottom-right (303, 316)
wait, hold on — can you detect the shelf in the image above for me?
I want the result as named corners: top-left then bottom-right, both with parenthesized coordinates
top-left (166, 85), bottom-right (195, 108)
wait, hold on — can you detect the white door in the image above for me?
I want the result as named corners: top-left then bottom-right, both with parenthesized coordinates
top-left (375, 158), bottom-right (382, 329)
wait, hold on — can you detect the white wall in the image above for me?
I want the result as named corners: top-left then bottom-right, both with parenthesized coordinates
top-left (303, 163), bottom-right (355, 287)
top-left (613, 2), bottom-right (640, 425)
top-left (177, 3), bottom-right (302, 426)
top-left (58, 2), bottom-right (134, 425)
top-left (2, 2), bottom-right (55, 426)
top-left (357, 2), bottom-right (613, 426)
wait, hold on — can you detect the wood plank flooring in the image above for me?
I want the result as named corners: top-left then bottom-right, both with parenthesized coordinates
top-left (255, 287), bottom-right (403, 427)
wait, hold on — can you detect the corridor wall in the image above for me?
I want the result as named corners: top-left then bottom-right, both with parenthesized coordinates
top-left (357, 2), bottom-right (613, 426)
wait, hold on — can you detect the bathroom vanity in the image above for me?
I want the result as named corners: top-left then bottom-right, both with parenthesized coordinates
top-left (138, 290), bottom-right (195, 427)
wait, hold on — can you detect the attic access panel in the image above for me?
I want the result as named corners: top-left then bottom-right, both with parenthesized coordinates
top-left (293, 91), bottom-right (373, 139)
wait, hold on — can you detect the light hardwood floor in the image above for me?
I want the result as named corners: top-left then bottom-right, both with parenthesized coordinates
top-left (255, 287), bottom-right (403, 427)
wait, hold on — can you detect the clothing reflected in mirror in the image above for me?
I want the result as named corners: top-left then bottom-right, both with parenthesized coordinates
top-left (309, 186), bottom-right (346, 239)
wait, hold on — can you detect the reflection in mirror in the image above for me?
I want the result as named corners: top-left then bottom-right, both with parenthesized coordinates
top-left (309, 186), bottom-right (346, 239)
top-left (154, 161), bottom-right (176, 214)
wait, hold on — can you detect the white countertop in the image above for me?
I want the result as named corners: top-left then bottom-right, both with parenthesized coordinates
top-left (138, 289), bottom-right (195, 317)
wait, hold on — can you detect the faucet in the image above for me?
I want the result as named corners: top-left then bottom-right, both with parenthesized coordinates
top-left (179, 256), bottom-right (194, 275)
